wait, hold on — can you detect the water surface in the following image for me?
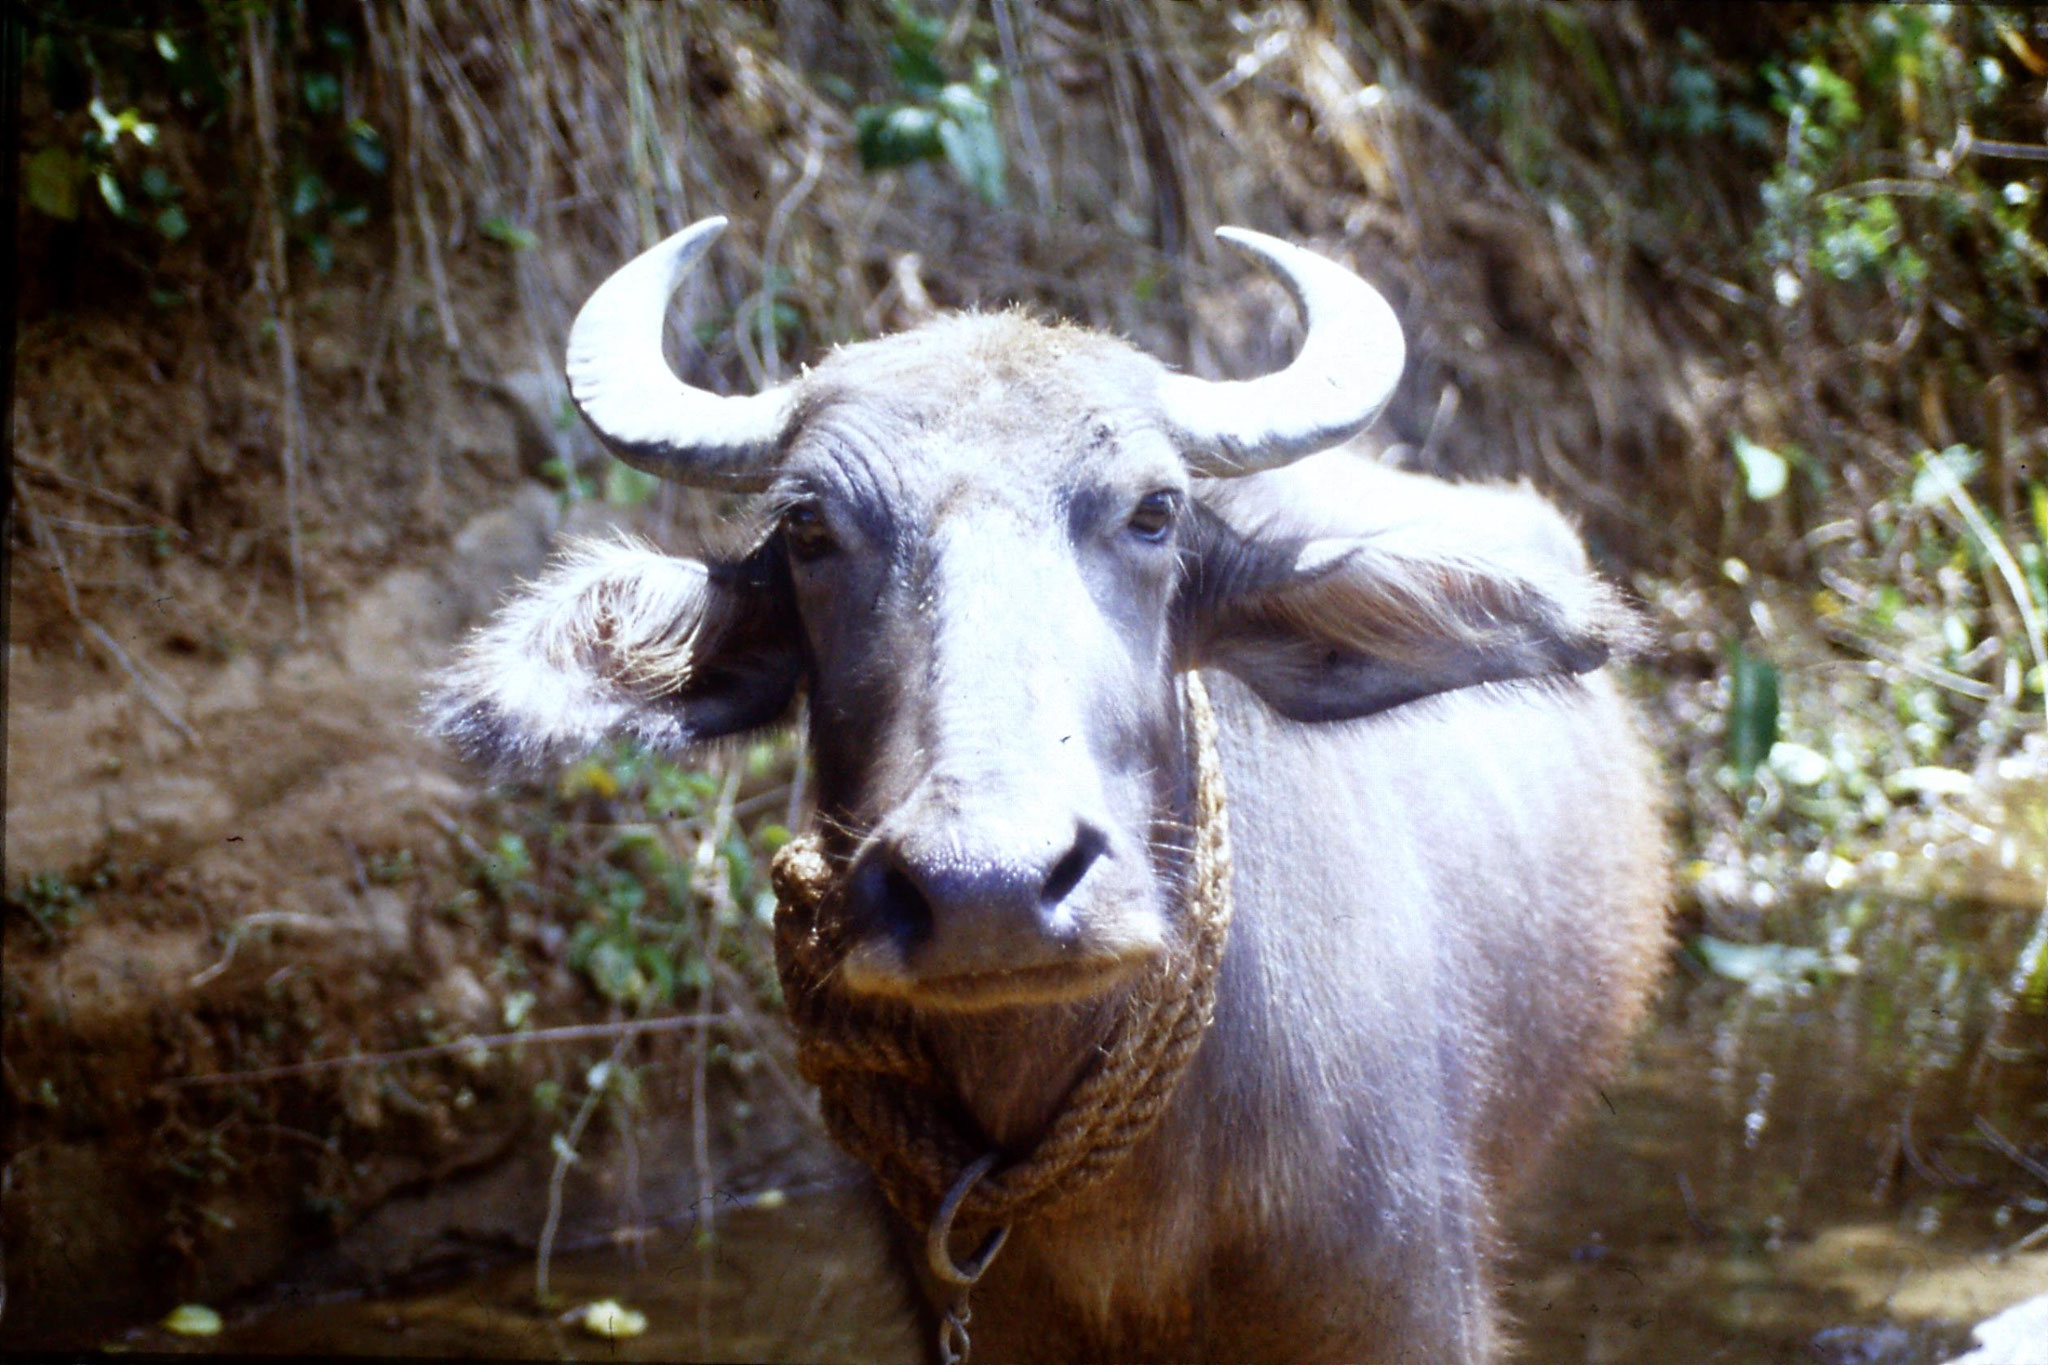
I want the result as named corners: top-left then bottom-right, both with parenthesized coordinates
top-left (121, 893), bottom-right (2046, 1363)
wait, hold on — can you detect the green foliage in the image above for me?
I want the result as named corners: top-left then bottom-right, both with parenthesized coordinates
top-left (22, 5), bottom-right (392, 274)
top-left (1725, 643), bottom-right (1780, 784)
top-left (1756, 48), bottom-right (1929, 294)
top-left (480, 216), bottom-right (539, 252)
top-left (475, 833), bottom-right (536, 902)
top-left (1696, 436), bottom-right (2045, 905)
top-left (25, 93), bottom-right (163, 228)
top-left (566, 864), bottom-right (680, 1010)
top-left (6, 866), bottom-right (114, 943)
top-left (853, 1), bottom-right (1007, 207)
top-left (1638, 30), bottom-right (1773, 146)
top-left (1751, 8), bottom-right (2046, 335)
top-left (460, 743), bottom-right (790, 1017)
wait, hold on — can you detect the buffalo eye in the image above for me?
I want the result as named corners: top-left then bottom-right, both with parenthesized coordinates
top-left (1127, 490), bottom-right (1178, 543)
top-left (782, 503), bottom-right (837, 563)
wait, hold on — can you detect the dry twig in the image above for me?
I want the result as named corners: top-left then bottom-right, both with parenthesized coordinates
top-left (244, 8), bottom-right (309, 634)
top-left (16, 484), bottom-right (199, 746)
top-left (165, 1013), bottom-right (728, 1090)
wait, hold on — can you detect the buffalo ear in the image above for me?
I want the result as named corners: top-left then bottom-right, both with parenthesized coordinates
top-left (1181, 508), bottom-right (1640, 723)
top-left (426, 535), bottom-right (803, 770)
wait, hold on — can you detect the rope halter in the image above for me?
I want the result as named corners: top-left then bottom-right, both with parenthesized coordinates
top-left (767, 672), bottom-right (1235, 1359)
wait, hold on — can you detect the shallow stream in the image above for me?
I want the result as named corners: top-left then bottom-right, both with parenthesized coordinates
top-left (109, 891), bottom-right (2047, 1363)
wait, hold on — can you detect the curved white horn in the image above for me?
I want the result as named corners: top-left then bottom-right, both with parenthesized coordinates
top-left (565, 216), bottom-right (795, 492)
top-left (1160, 228), bottom-right (1405, 476)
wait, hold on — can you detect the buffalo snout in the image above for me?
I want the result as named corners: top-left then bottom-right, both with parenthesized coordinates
top-left (836, 818), bottom-right (1162, 1008)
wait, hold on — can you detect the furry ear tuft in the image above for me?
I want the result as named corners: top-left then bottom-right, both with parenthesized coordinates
top-left (1184, 505), bottom-right (1644, 723)
top-left (425, 536), bottom-right (802, 771)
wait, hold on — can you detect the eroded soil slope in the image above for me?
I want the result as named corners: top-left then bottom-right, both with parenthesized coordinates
top-left (4, 256), bottom-right (818, 1345)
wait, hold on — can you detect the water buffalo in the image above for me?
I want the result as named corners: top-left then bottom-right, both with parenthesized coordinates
top-left (429, 216), bottom-right (1668, 1363)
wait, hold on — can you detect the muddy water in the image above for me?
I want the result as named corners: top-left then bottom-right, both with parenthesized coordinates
top-left (1507, 891), bottom-right (2048, 1365)
top-left (117, 892), bottom-right (2045, 1363)
top-left (136, 1178), bottom-right (922, 1361)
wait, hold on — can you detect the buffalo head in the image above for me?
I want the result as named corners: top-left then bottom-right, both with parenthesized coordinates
top-left (429, 218), bottom-right (1632, 1012)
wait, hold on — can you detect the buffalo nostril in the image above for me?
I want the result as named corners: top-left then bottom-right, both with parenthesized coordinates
top-left (1040, 825), bottom-right (1107, 908)
top-left (849, 855), bottom-right (935, 955)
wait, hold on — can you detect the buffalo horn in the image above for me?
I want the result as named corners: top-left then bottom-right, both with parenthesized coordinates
top-left (1160, 228), bottom-right (1405, 476)
top-left (564, 216), bottom-right (794, 492)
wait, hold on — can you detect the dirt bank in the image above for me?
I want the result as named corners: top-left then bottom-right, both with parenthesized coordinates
top-left (3, 239), bottom-right (832, 1345)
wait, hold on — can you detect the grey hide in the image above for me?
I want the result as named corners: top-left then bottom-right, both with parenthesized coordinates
top-left (428, 241), bottom-right (1670, 1364)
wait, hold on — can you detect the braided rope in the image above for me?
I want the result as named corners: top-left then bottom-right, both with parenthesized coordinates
top-left (769, 671), bottom-right (1234, 1231)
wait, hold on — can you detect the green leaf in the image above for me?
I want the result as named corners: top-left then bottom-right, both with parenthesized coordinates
top-left (290, 172), bottom-right (326, 218)
top-left (887, 1), bottom-right (948, 95)
top-left (88, 96), bottom-right (121, 145)
top-left (155, 205), bottom-right (189, 241)
top-left (2020, 923), bottom-right (2048, 1007)
top-left (91, 101), bottom-right (158, 148)
top-left (26, 147), bottom-right (81, 221)
top-left (892, 45), bottom-right (947, 96)
top-left (480, 216), bottom-right (538, 251)
top-left (582, 938), bottom-right (643, 1003)
top-left (1731, 434), bottom-right (1788, 501)
top-left (936, 89), bottom-right (1006, 206)
top-left (855, 103), bottom-right (944, 171)
top-left (347, 119), bottom-right (389, 176)
top-left (640, 946), bottom-right (677, 1003)
top-left (97, 170), bottom-right (128, 217)
top-left (1726, 643), bottom-right (1780, 782)
top-left (744, 295), bottom-right (803, 347)
top-left (301, 70), bottom-right (341, 116)
top-left (1794, 60), bottom-right (1860, 131)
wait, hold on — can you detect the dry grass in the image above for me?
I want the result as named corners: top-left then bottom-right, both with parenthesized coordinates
top-left (326, 0), bottom-right (1887, 573)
